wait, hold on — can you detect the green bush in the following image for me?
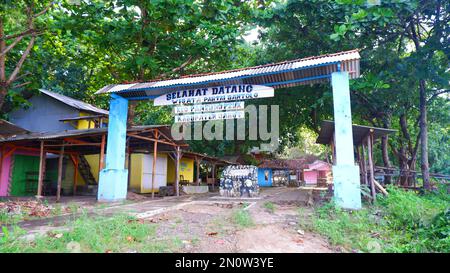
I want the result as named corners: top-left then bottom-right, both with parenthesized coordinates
top-left (306, 186), bottom-right (450, 253)
top-left (232, 209), bottom-right (254, 228)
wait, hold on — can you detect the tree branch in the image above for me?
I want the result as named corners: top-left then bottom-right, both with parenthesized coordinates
top-left (6, 36), bottom-right (36, 85)
top-left (157, 56), bottom-right (194, 79)
top-left (34, 1), bottom-right (55, 18)
top-left (12, 81), bottom-right (32, 89)
top-left (0, 29), bottom-right (36, 41)
top-left (427, 89), bottom-right (450, 103)
top-left (0, 36), bottom-right (24, 57)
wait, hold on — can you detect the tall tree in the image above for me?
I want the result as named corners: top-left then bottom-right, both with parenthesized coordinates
top-left (331, 0), bottom-right (449, 189)
top-left (255, 0), bottom-right (449, 186)
top-left (0, 0), bottom-right (53, 111)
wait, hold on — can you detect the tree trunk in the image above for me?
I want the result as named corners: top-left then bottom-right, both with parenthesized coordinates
top-left (0, 19), bottom-right (6, 110)
top-left (419, 80), bottom-right (431, 189)
top-left (381, 117), bottom-right (392, 184)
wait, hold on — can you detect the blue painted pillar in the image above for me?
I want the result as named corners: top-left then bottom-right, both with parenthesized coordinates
top-left (331, 72), bottom-right (362, 209)
top-left (97, 94), bottom-right (129, 202)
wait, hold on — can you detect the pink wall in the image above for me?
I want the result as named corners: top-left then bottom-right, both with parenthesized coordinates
top-left (303, 161), bottom-right (332, 185)
top-left (304, 171), bottom-right (318, 184)
top-left (0, 153), bottom-right (12, 196)
top-left (0, 149), bottom-right (40, 197)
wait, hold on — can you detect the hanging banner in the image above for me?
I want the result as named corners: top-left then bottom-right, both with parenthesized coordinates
top-left (174, 101), bottom-right (245, 114)
top-left (154, 84), bottom-right (274, 106)
top-left (174, 111), bottom-right (245, 123)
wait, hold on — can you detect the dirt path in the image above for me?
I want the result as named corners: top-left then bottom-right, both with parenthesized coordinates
top-left (148, 188), bottom-right (335, 253)
top-left (6, 188), bottom-right (335, 253)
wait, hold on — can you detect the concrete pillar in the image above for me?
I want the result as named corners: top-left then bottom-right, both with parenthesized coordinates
top-left (331, 72), bottom-right (361, 209)
top-left (98, 94), bottom-right (129, 202)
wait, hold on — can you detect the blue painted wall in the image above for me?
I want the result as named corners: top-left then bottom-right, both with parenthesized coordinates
top-left (257, 168), bottom-right (273, 187)
top-left (9, 94), bottom-right (78, 132)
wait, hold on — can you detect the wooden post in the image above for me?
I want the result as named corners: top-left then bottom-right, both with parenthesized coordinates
top-left (196, 156), bottom-right (200, 185)
top-left (212, 163), bottom-right (216, 190)
top-left (175, 146), bottom-right (181, 196)
top-left (73, 155), bottom-right (79, 196)
top-left (99, 134), bottom-right (106, 171)
top-left (330, 133), bottom-right (336, 165)
top-left (360, 145), bottom-right (368, 185)
top-left (56, 143), bottom-right (65, 202)
top-left (151, 130), bottom-right (159, 199)
top-left (127, 145), bottom-right (132, 188)
top-left (367, 130), bottom-right (376, 202)
top-left (37, 141), bottom-right (45, 198)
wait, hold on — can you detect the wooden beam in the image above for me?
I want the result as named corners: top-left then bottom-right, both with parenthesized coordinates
top-left (360, 145), bottom-right (368, 185)
top-left (3, 144), bottom-right (75, 155)
top-left (366, 130), bottom-right (376, 202)
top-left (127, 133), bottom-right (189, 147)
top-left (212, 163), bottom-right (216, 190)
top-left (44, 143), bottom-right (101, 147)
top-left (330, 132), bottom-right (336, 165)
top-left (127, 146), bottom-right (132, 188)
top-left (69, 154), bottom-right (79, 196)
top-left (99, 134), bottom-right (106, 171)
top-left (151, 130), bottom-right (159, 199)
top-left (195, 156), bottom-right (201, 185)
top-left (373, 179), bottom-right (388, 196)
top-left (37, 141), bottom-right (45, 198)
top-left (175, 146), bottom-right (181, 196)
top-left (64, 137), bottom-right (102, 145)
top-left (3, 146), bottom-right (17, 159)
top-left (56, 143), bottom-right (65, 202)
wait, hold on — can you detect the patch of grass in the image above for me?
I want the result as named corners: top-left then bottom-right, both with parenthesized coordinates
top-left (51, 204), bottom-right (63, 216)
top-left (0, 210), bottom-right (23, 226)
top-left (232, 209), bottom-right (254, 228)
top-left (302, 185), bottom-right (450, 253)
top-left (66, 203), bottom-right (79, 214)
top-left (0, 213), bottom-right (182, 253)
top-left (263, 202), bottom-right (275, 213)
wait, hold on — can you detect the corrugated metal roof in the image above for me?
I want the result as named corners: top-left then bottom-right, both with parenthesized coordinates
top-left (316, 120), bottom-right (397, 146)
top-left (258, 155), bottom-right (319, 170)
top-left (0, 119), bottom-right (29, 137)
top-left (0, 125), bottom-right (169, 142)
top-left (40, 89), bottom-right (109, 115)
top-left (96, 50), bottom-right (361, 98)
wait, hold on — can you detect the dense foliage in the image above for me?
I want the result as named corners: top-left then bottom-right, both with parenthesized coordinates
top-left (303, 186), bottom-right (449, 252)
top-left (0, 0), bottom-right (448, 176)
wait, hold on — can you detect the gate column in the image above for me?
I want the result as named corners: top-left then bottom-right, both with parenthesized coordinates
top-left (98, 94), bottom-right (129, 202)
top-left (331, 72), bottom-right (361, 209)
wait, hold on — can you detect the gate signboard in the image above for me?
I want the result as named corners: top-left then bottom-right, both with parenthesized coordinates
top-left (174, 111), bottom-right (244, 123)
top-left (154, 84), bottom-right (274, 106)
top-left (174, 101), bottom-right (244, 114)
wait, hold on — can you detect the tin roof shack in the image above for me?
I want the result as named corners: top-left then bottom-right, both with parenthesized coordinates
top-left (0, 124), bottom-right (234, 200)
top-left (9, 89), bottom-right (108, 132)
top-left (0, 125), bottom-right (189, 200)
top-left (258, 155), bottom-right (320, 187)
top-left (302, 160), bottom-right (332, 187)
top-left (316, 120), bottom-right (396, 202)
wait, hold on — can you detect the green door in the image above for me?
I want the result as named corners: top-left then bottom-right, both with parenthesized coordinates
top-left (10, 155), bottom-right (40, 196)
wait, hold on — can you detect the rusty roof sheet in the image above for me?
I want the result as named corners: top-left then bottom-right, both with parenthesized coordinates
top-left (316, 120), bottom-right (397, 146)
top-left (40, 89), bottom-right (109, 115)
top-left (0, 125), bottom-right (173, 143)
top-left (96, 50), bottom-right (360, 98)
top-left (0, 119), bottom-right (29, 137)
top-left (258, 155), bottom-right (320, 170)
